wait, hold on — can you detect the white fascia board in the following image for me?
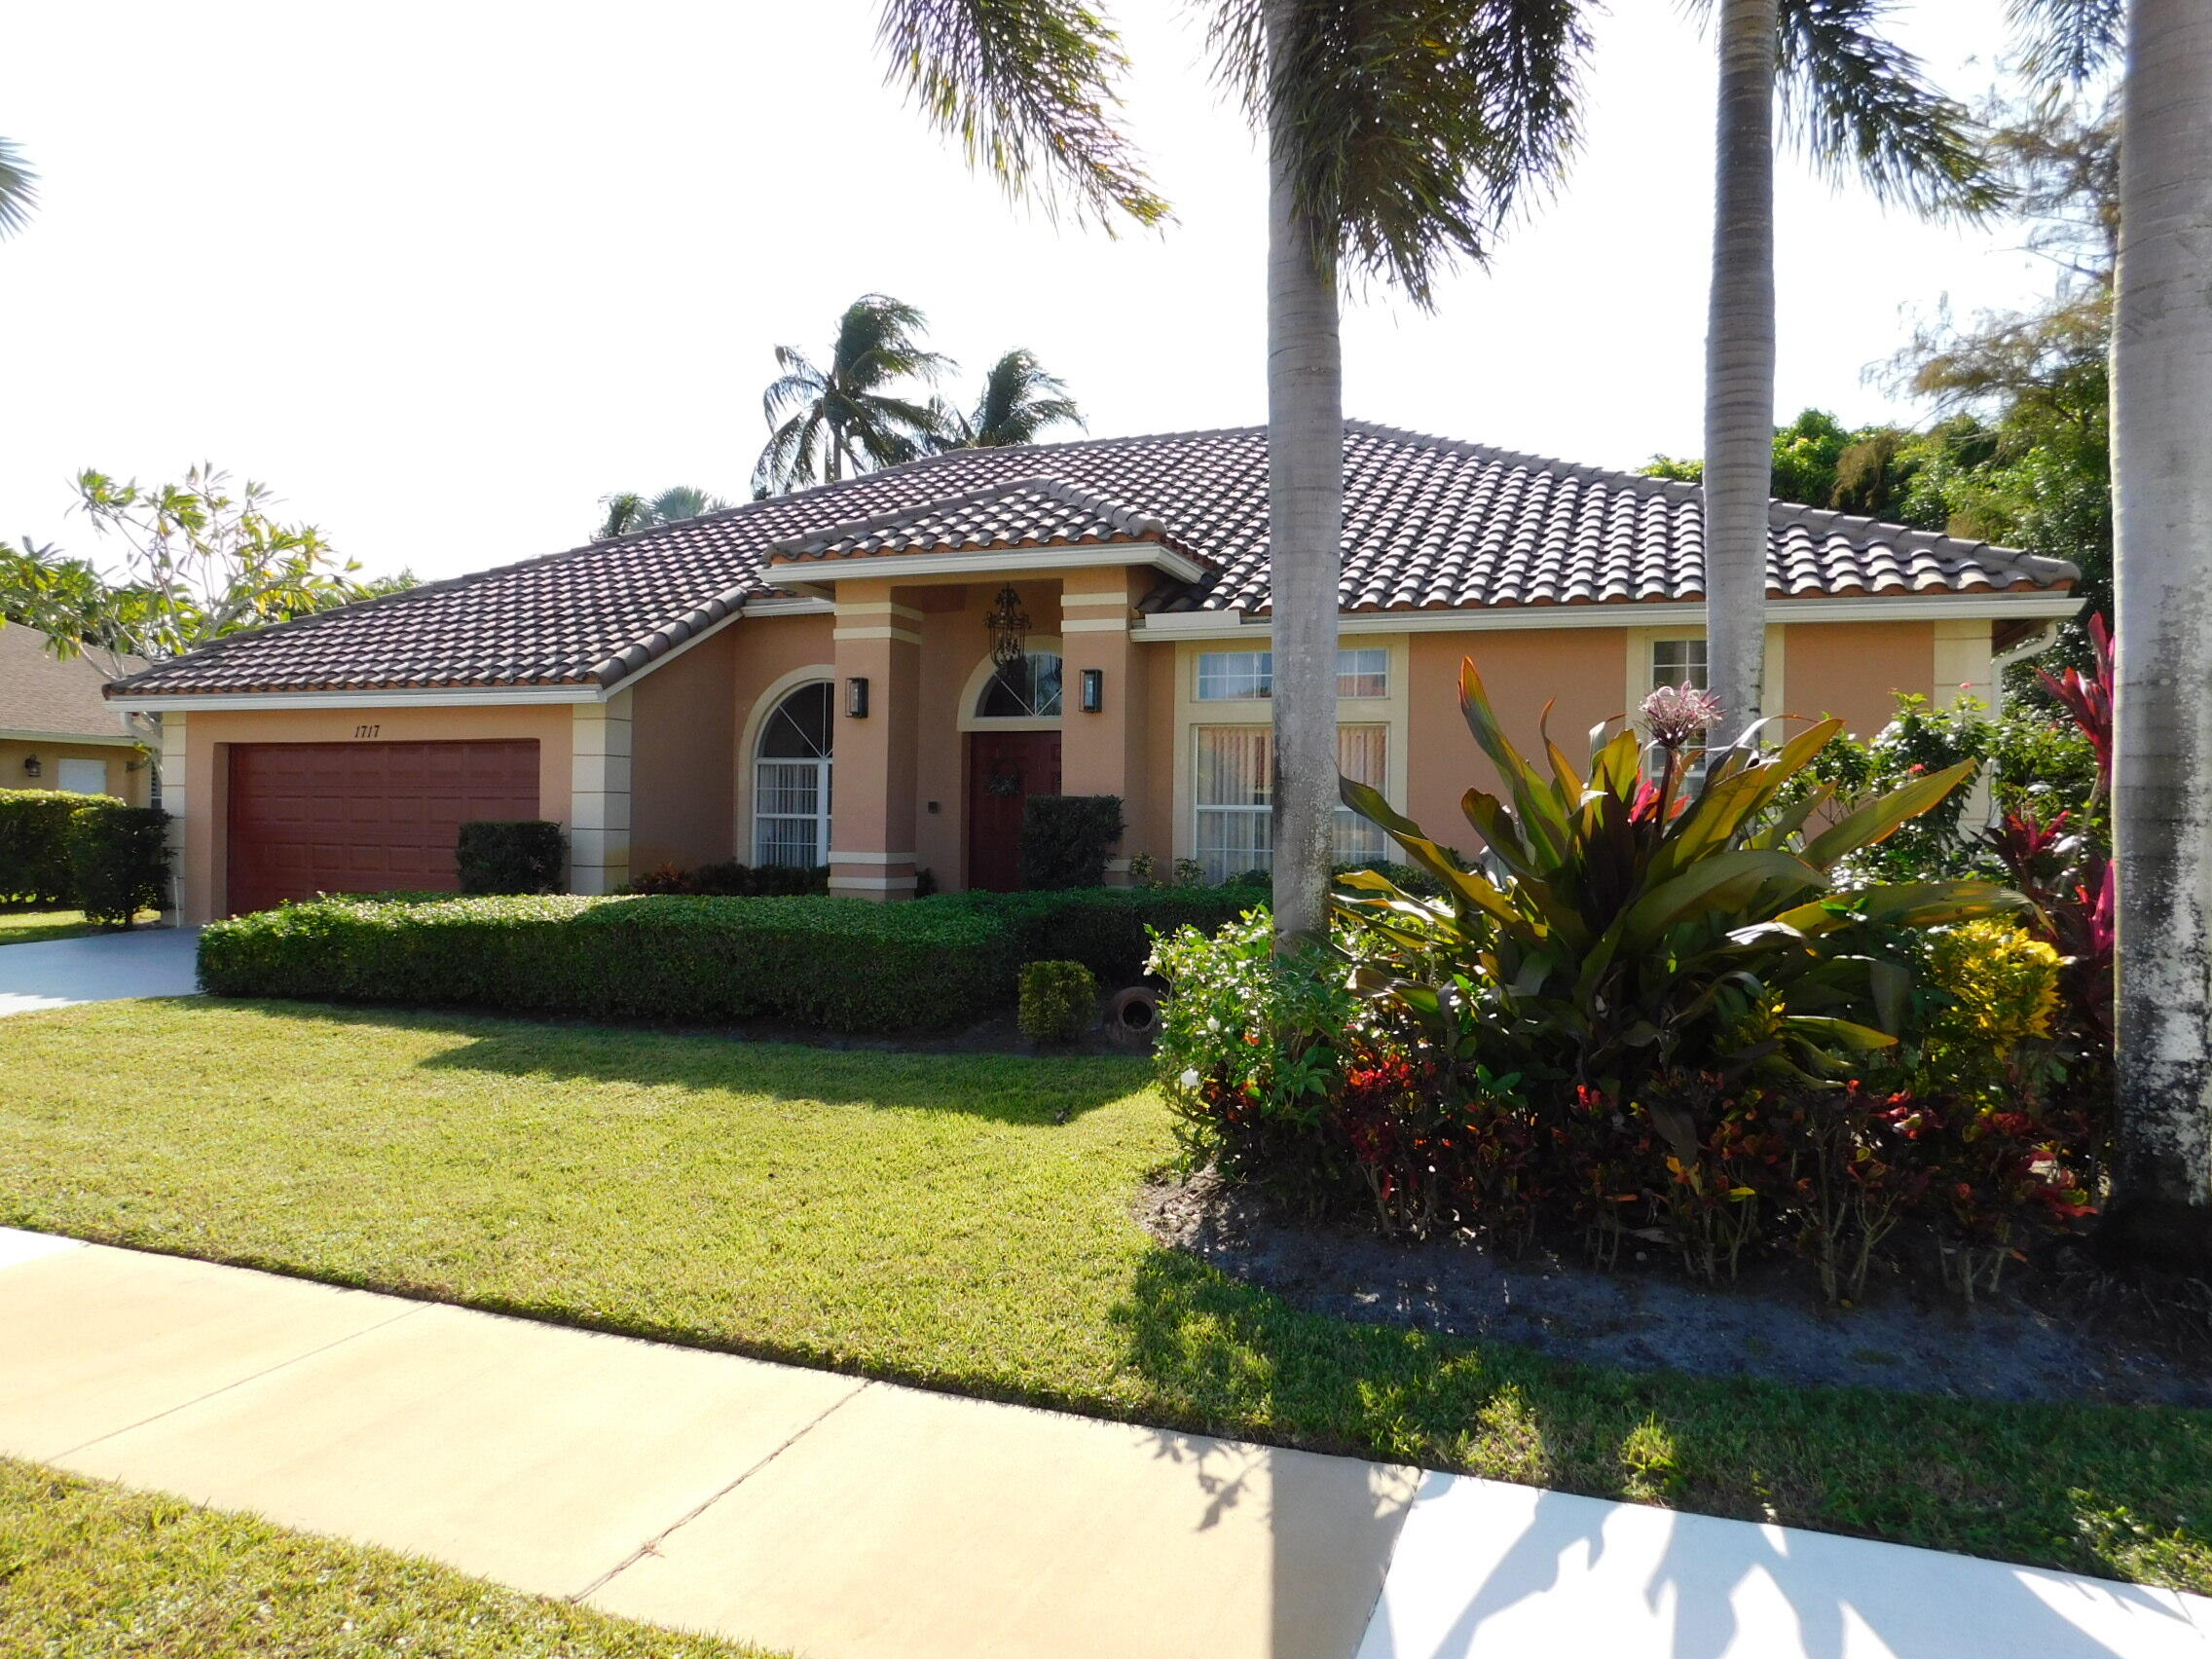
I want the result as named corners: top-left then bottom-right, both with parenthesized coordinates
top-left (1128, 592), bottom-right (2083, 643)
top-left (113, 595), bottom-right (845, 713)
top-left (0, 727), bottom-right (144, 746)
top-left (108, 684), bottom-right (609, 713)
top-left (768, 545), bottom-right (1206, 586)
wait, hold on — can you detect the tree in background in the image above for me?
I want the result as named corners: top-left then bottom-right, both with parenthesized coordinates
top-left (751, 295), bottom-right (956, 497)
top-left (2, 466), bottom-right (413, 683)
top-left (939, 348), bottom-right (1084, 448)
top-left (592, 486), bottom-right (734, 541)
top-left (1693, 0), bottom-right (2000, 744)
top-left (0, 137), bottom-right (36, 240)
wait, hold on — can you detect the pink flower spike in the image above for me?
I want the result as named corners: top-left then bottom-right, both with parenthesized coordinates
top-left (1641, 682), bottom-right (1723, 750)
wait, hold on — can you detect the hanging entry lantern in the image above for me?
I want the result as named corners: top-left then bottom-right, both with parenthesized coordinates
top-left (985, 584), bottom-right (1031, 673)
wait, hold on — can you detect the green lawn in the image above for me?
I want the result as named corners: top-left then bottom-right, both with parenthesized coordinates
top-left (0, 1458), bottom-right (781, 1657)
top-left (1, 999), bottom-right (2206, 1596)
top-left (0, 908), bottom-right (109, 946)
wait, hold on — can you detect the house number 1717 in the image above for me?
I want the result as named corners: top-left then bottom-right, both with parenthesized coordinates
top-left (353, 724), bottom-right (381, 739)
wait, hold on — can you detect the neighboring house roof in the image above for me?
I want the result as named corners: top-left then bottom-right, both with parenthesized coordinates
top-left (107, 422), bottom-right (2080, 700)
top-left (0, 626), bottom-right (143, 741)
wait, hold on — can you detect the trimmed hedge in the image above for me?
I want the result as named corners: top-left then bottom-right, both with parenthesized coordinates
top-left (1019, 794), bottom-right (1124, 890)
top-left (0, 789), bottom-right (120, 905)
top-left (197, 885), bottom-right (1263, 1034)
top-left (68, 805), bottom-right (170, 926)
top-left (457, 821), bottom-right (566, 895)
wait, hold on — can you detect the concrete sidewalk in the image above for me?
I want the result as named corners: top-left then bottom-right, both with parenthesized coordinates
top-left (0, 925), bottom-right (199, 1015)
top-left (0, 1228), bottom-right (2204, 1659)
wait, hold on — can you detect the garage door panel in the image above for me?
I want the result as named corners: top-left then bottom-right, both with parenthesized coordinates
top-left (227, 741), bottom-right (540, 915)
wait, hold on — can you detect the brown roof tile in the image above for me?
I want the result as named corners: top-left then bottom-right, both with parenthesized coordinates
top-left (108, 423), bottom-right (2078, 699)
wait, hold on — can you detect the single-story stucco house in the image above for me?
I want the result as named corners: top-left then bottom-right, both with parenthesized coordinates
top-left (1, 626), bottom-right (151, 806)
top-left (106, 422), bottom-right (2081, 923)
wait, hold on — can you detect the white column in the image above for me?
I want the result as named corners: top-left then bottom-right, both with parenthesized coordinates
top-left (157, 712), bottom-right (187, 921)
top-left (570, 691), bottom-right (633, 895)
top-left (1933, 618), bottom-right (1997, 829)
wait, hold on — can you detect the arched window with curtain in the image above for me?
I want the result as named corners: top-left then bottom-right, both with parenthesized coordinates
top-left (754, 681), bottom-right (833, 866)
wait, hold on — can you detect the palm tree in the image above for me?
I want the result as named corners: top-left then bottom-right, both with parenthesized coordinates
top-left (2013, 0), bottom-right (2212, 1271)
top-left (1212, 0), bottom-right (1591, 941)
top-left (874, 0), bottom-right (1166, 231)
top-left (1698, 0), bottom-right (2000, 738)
top-left (751, 295), bottom-right (957, 498)
top-left (941, 349), bottom-right (1085, 448)
top-left (592, 486), bottom-right (732, 541)
top-left (0, 137), bottom-right (38, 239)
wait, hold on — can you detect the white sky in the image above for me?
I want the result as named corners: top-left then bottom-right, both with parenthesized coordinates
top-left (1, 0), bottom-right (2054, 584)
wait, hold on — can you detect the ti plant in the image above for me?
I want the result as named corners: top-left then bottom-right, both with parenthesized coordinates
top-left (1335, 659), bottom-right (2021, 1112)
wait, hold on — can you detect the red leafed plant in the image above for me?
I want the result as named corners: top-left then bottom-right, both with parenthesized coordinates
top-left (2036, 612), bottom-right (2114, 804)
top-left (1988, 614), bottom-right (2115, 1073)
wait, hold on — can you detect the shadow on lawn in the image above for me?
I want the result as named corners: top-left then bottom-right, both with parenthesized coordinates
top-left (1111, 1246), bottom-right (2212, 1631)
top-left (215, 998), bottom-right (1150, 1124)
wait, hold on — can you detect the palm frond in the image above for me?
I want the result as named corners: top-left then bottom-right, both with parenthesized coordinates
top-left (832, 294), bottom-right (954, 389)
top-left (1209, 0), bottom-right (1592, 307)
top-left (876, 0), bottom-right (1168, 230)
top-left (593, 493), bottom-right (646, 540)
top-left (1770, 0), bottom-right (2006, 217)
top-left (645, 485), bottom-right (732, 522)
top-left (2008, 0), bottom-right (2122, 84)
top-left (0, 136), bottom-right (39, 240)
top-left (965, 348), bottom-right (1086, 445)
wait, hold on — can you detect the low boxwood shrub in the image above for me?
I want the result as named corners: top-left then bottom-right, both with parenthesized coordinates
top-left (197, 882), bottom-right (1264, 1036)
top-left (0, 788), bottom-right (117, 905)
top-left (1019, 794), bottom-right (1124, 890)
top-left (1018, 960), bottom-right (1098, 1044)
top-left (625, 860), bottom-right (828, 897)
top-left (457, 821), bottom-right (567, 895)
top-left (67, 804), bottom-right (170, 926)
top-left (200, 893), bottom-right (1018, 1034)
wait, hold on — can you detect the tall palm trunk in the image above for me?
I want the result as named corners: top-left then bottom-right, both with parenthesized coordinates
top-left (2107, 0), bottom-right (2212, 1272)
top-left (1264, 0), bottom-right (1344, 945)
top-left (1703, 0), bottom-right (1778, 740)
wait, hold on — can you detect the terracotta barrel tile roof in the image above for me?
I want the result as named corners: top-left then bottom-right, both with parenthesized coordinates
top-left (107, 422), bottom-right (2078, 700)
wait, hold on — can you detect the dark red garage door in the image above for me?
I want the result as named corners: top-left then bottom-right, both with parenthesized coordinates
top-left (226, 741), bottom-right (540, 914)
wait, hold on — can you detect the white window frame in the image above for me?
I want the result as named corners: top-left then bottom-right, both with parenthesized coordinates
top-left (1193, 646), bottom-right (1393, 702)
top-left (752, 681), bottom-right (834, 867)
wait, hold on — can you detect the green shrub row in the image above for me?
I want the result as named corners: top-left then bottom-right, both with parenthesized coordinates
top-left (0, 789), bottom-right (114, 905)
top-left (197, 885), bottom-right (1260, 1034)
top-left (0, 790), bottom-right (168, 920)
top-left (1019, 794), bottom-right (1124, 890)
top-left (457, 821), bottom-right (566, 895)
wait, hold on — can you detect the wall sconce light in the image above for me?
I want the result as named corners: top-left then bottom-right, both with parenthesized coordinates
top-left (846, 677), bottom-right (870, 719)
top-left (20, 755), bottom-right (41, 780)
top-left (1080, 668), bottom-right (1104, 714)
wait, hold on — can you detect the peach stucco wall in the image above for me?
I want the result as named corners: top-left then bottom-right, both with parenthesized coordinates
top-left (178, 704), bottom-right (573, 923)
top-left (628, 628), bottom-right (739, 874)
top-left (167, 599), bottom-right (1972, 918)
top-left (1405, 628), bottom-right (1633, 854)
top-left (1784, 621), bottom-right (1936, 738)
top-left (0, 738), bottom-right (149, 806)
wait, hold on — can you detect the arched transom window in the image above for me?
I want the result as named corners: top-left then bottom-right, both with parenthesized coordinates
top-left (754, 681), bottom-right (832, 866)
top-left (976, 651), bottom-right (1063, 719)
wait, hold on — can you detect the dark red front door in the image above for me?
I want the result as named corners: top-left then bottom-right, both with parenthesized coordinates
top-left (226, 740), bottom-right (539, 915)
top-left (966, 730), bottom-right (1061, 892)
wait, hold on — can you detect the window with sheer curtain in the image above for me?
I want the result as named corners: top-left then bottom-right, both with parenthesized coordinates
top-left (1192, 723), bottom-right (1388, 881)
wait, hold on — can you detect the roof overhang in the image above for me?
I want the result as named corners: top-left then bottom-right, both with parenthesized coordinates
top-left (1129, 590), bottom-right (2083, 642)
top-left (106, 683), bottom-right (611, 713)
top-left (768, 542), bottom-right (1207, 593)
top-left (0, 726), bottom-right (144, 747)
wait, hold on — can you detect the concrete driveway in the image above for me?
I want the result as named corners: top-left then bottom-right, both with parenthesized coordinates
top-left (0, 927), bottom-right (200, 1016)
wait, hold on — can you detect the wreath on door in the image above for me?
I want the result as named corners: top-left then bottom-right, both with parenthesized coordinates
top-left (984, 759), bottom-right (1024, 797)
